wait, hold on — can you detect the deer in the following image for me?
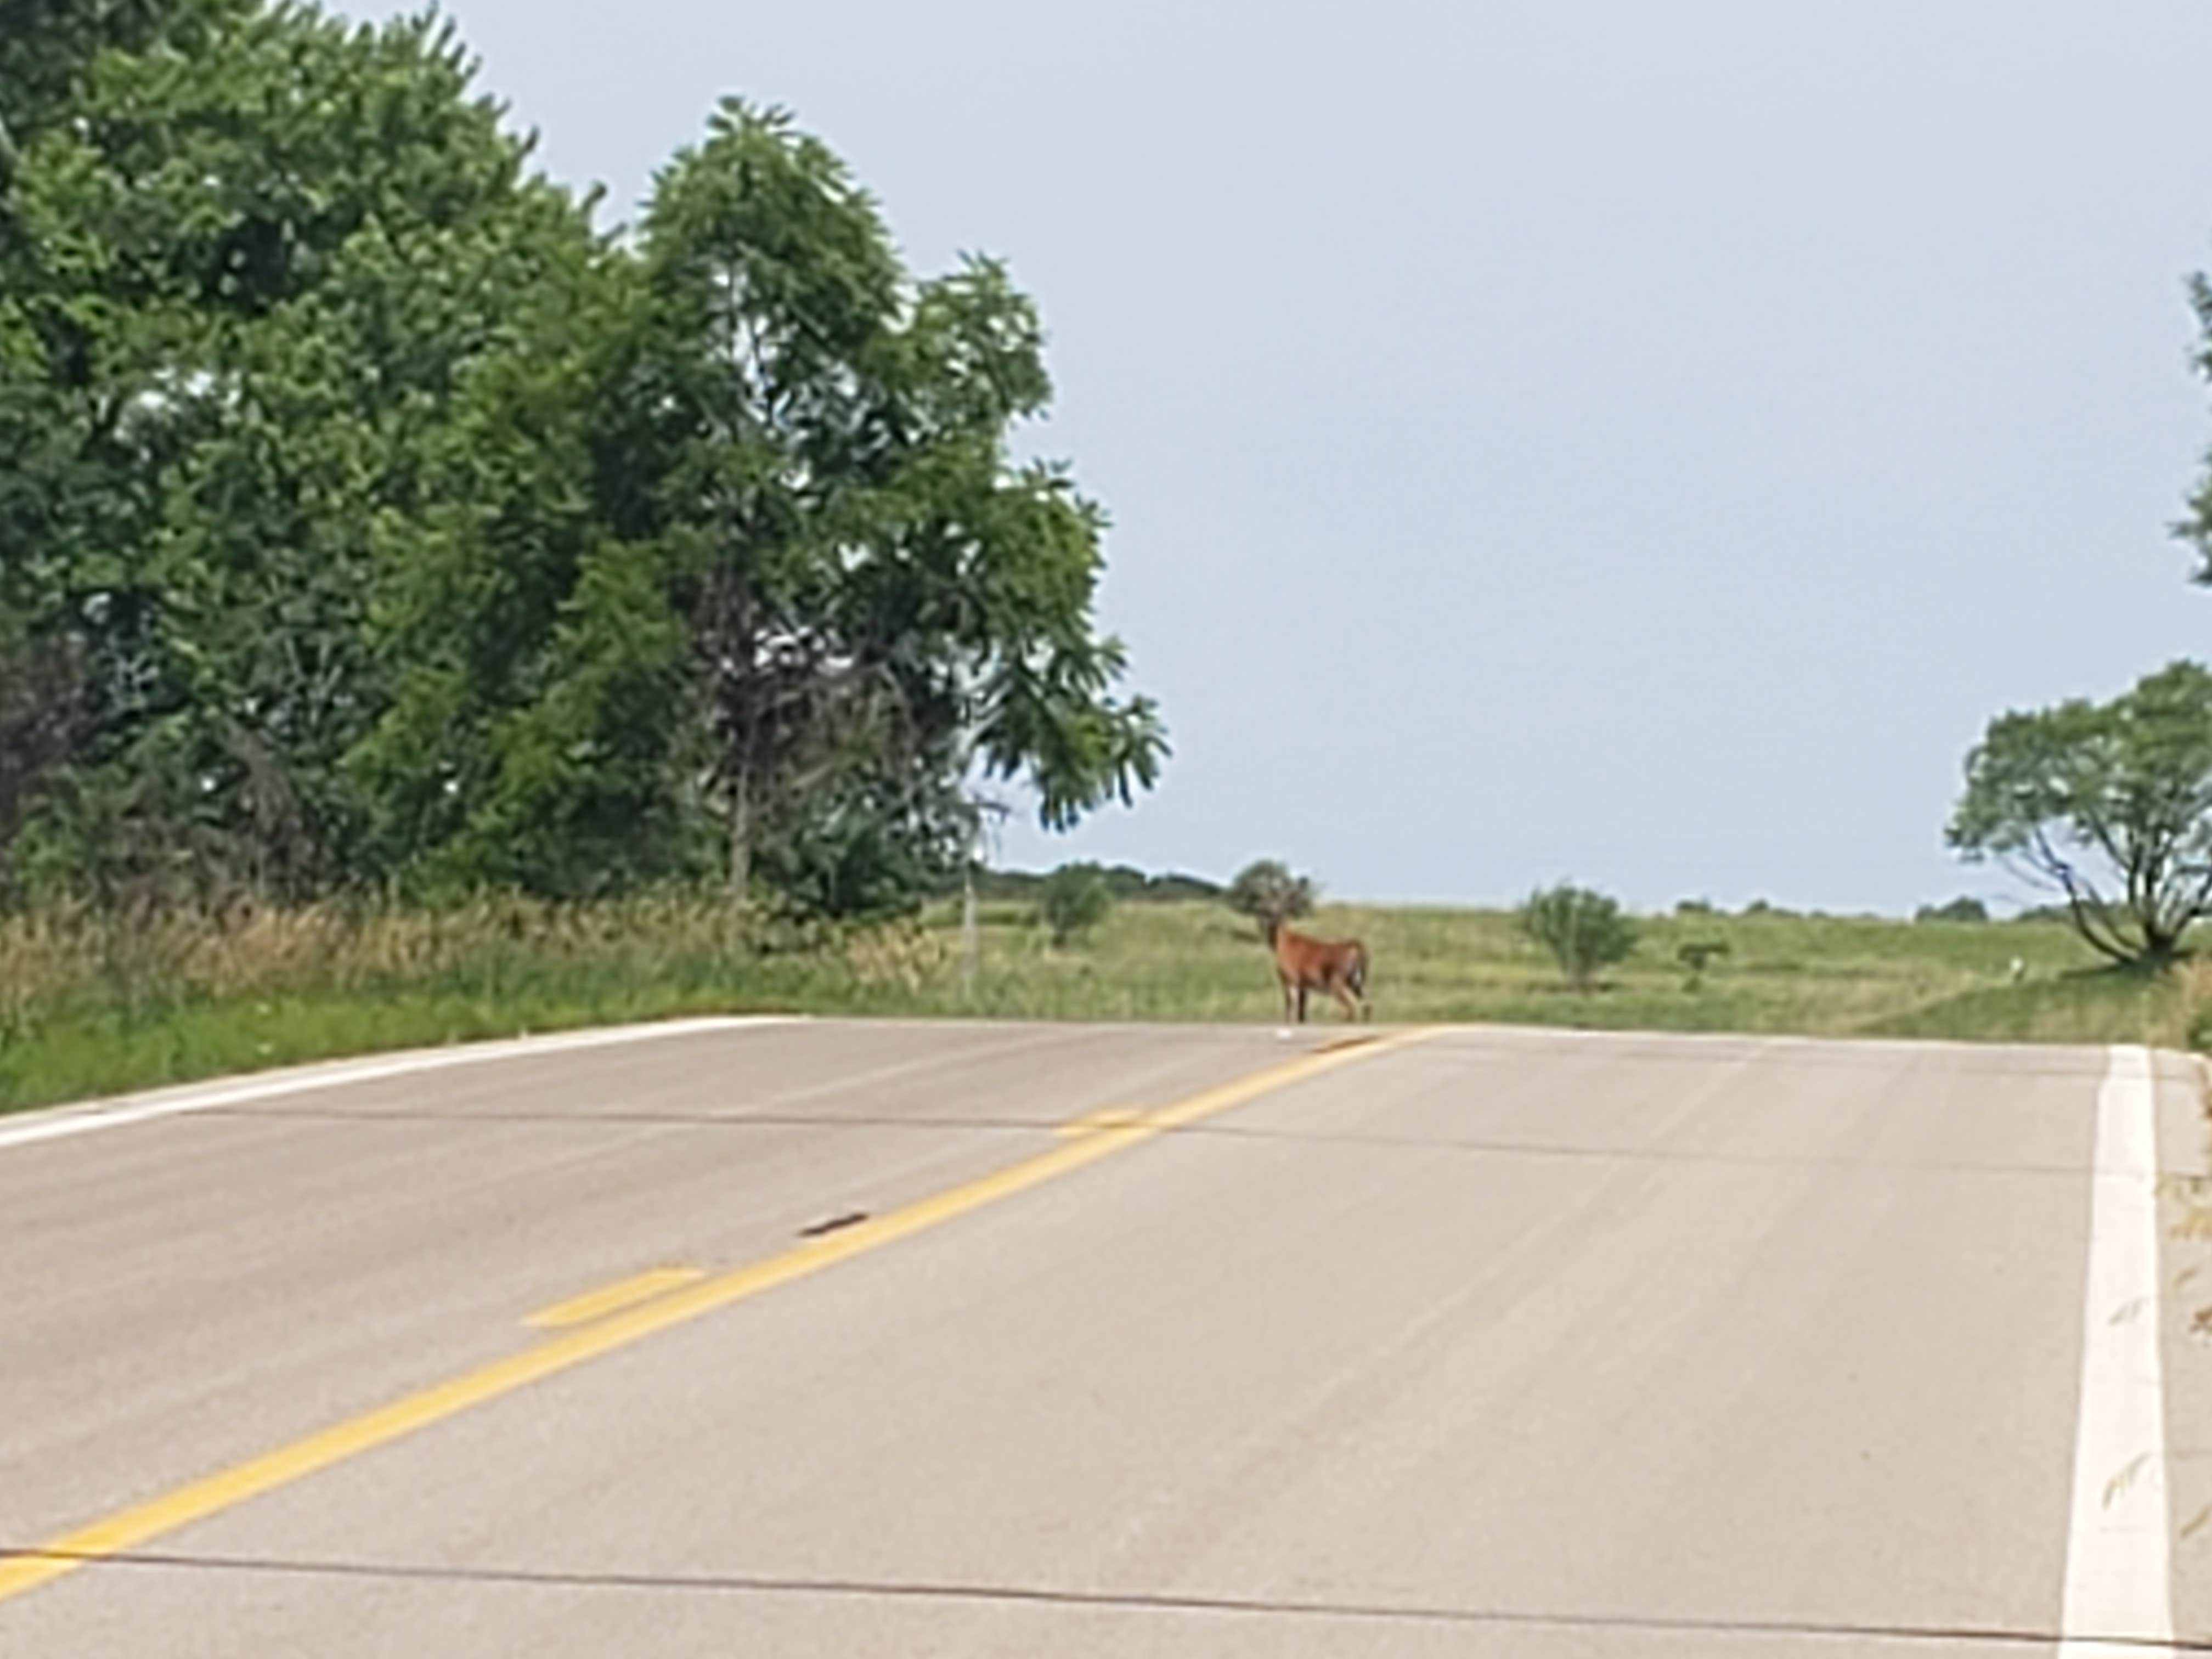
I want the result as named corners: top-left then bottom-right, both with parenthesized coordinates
top-left (1267, 918), bottom-right (1369, 1024)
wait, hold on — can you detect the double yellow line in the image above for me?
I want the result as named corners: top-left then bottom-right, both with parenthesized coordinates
top-left (0, 1027), bottom-right (1430, 1607)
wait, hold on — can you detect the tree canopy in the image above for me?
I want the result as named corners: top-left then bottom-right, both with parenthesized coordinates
top-left (1226, 859), bottom-right (1316, 941)
top-left (1948, 661), bottom-right (2212, 966)
top-left (0, 4), bottom-right (1164, 915)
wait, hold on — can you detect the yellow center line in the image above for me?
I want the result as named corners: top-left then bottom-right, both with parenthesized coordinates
top-left (0, 1027), bottom-right (1438, 1609)
top-left (524, 1267), bottom-right (706, 1330)
top-left (1056, 1106), bottom-right (1147, 1139)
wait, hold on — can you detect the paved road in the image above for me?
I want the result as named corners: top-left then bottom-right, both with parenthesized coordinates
top-left (1, 1019), bottom-right (2206, 1655)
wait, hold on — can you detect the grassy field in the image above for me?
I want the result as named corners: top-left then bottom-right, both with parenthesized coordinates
top-left (949, 900), bottom-right (2207, 1045)
top-left (0, 894), bottom-right (2204, 1115)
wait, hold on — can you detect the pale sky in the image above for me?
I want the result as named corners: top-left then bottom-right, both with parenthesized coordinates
top-left (362, 2), bottom-right (2212, 912)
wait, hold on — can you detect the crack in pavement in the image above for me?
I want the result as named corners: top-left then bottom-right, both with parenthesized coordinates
top-left (0, 1545), bottom-right (2198, 1650)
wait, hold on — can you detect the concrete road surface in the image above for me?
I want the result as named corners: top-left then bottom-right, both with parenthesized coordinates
top-left (2, 1018), bottom-right (2208, 1655)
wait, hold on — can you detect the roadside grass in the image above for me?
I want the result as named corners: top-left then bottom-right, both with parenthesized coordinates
top-left (0, 895), bottom-right (2202, 1115)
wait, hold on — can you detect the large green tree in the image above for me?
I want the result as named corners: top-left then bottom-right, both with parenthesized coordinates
top-left (1949, 661), bottom-right (2212, 966)
top-left (0, 2), bottom-right (597, 902)
top-left (391, 100), bottom-right (1166, 909)
top-left (624, 101), bottom-right (1166, 903)
top-left (1, 20), bottom-right (1163, 915)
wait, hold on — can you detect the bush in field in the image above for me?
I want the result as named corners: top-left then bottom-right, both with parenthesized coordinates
top-left (1038, 864), bottom-right (1113, 946)
top-left (1519, 883), bottom-right (1637, 990)
top-left (1914, 896), bottom-right (1989, 924)
top-left (1676, 939), bottom-right (1729, 990)
top-left (1226, 859), bottom-right (1316, 940)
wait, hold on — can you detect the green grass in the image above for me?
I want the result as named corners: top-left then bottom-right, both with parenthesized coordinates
top-left (941, 901), bottom-right (2200, 1041)
top-left (0, 895), bottom-right (2202, 1116)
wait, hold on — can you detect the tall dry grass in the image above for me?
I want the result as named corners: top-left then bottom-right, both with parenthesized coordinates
top-left (0, 893), bottom-right (974, 1111)
top-left (0, 891), bottom-right (948, 1011)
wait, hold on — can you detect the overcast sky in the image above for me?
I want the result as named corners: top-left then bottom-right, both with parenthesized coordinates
top-left (360, 1), bottom-right (2212, 912)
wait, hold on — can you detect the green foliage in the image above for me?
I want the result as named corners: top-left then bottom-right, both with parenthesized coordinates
top-left (1914, 896), bottom-right (1989, 924)
top-left (0, 630), bottom-right (87, 872)
top-left (577, 99), bottom-right (1166, 901)
top-left (752, 767), bottom-right (969, 922)
top-left (0, 15), bottom-right (1165, 919)
top-left (2179, 266), bottom-right (2212, 588)
top-left (1226, 859), bottom-right (1317, 940)
top-left (1037, 862), bottom-right (1112, 946)
top-left (1675, 938), bottom-right (1729, 989)
top-left (1, 3), bottom-right (603, 903)
top-left (0, 1), bottom-right (232, 150)
top-left (1949, 661), bottom-right (2212, 966)
top-left (1519, 883), bottom-right (1638, 990)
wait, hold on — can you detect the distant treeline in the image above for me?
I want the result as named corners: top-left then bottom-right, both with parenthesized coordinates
top-left (1680, 896), bottom-right (2071, 925)
top-left (969, 865), bottom-right (1223, 905)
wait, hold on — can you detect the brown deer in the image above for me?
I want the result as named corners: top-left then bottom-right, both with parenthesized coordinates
top-left (1268, 919), bottom-right (1369, 1024)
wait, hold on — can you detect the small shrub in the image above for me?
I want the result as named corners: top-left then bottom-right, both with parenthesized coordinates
top-left (1674, 898), bottom-right (1715, 917)
top-left (1038, 864), bottom-right (1113, 946)
top-left (1677, 939), bottom-right (1729, 990)
top-left (1519, 883), bottom-right (1637, 991)
top-left (1226, 859), bottom-right (1317, 941)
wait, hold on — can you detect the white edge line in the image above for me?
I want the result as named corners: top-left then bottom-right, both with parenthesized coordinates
top-left (2059, 1043), bottom-right (2174, 1656)
top-left (1412, 1019), bottom-right (2129, 1062)
top-left (0, 1015), bottom-right (802, 1153)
